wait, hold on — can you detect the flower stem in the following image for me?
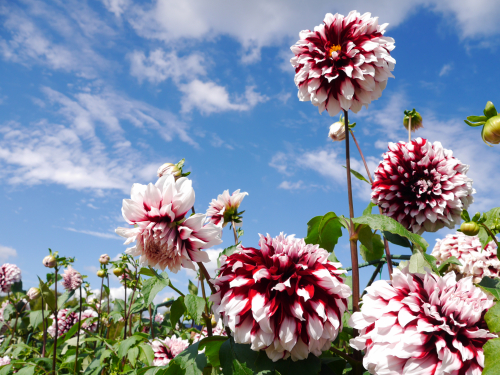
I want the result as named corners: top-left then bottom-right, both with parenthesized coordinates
top-left (197, 262), bottom-right (217, 294)
top-left (481, 224), bottom-right (499, 247)
top-left (123, 277), bottom-right (127, 340)
top-left (330, 347), bottom-right (361, 368)
top-left (200, 273), bottom-right (213, 337)
top-left (349, 130), bottom-right (394, 278)
top-left (96, 277), bottom-right (103, 342)
top-left (148, 305), bottom-right (155, 340)
top-left (74, 285), bottom-right (82, 374)
top-left (52, 266), bottom-right (58, 375)
top-left (124, 270), bottom-right (139, 339)
top-left (41, 296), bottom-right (47, 358)
top-left (231, 221), bottom-right (238, 245)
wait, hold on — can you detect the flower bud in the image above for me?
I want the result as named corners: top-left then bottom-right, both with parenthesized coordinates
top-left (484, 101), bottom-right (498, 118)
top-left (97, 270), bottom-right (106, 278)
top-left (483, 115), bottom-right (500, 145)
top-left (157, 163), bottom-right (182, 178)
top-left (113, 268), bottom-right (124, 277)
top-left (403, 110), bottom-right (423, 132)
top-left (460, 221), bottom-right (480, 236)
top-left (43, 255), bottom-right (57, 268)
top-left (328, 121), bottom-right (346, 142)
top-left (27, 287), bottom-right (41, 300)
top-left (99, 254), bottom-right (110, 265)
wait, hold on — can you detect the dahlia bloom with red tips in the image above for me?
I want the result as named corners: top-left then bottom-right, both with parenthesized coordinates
top-left (61, 266), bottom-right (83, 291)
top-left (150, 335), bottom-right (189, 366)
top-left (349, 267), bottom-right (496, 375)
top-left (80, 309), bottom-right (98, 332)
top-left (211, 233), bottom-right (351, 362)
top-left (0, 263), bottom-right (21, 293)
top-left (48, 309), bottom-right (79, 337)
top-left (371, 138), bottom-right (474, 234)
top-left (206, 189), bottom-right (248, 227)
top-left (290, 11), bottom-right (395, 116)
top-left (431, 232), bottom-right (500, 283)
top-left (115, 175), bottom-right (223, 273)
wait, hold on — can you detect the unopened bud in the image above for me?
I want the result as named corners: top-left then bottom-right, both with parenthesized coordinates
top-left (484, 101), bottom-right (498, 118)
top-left (27, 287), bottom-right (41, 300)
top-left (97, 270), bottom-right (106, 278)
top-left (113, 268), bottom-right (124, 277)
top-left (43, 255), bottom-right (57, 268)
top-left (403, 110), bottom-right (423, 132)
top-left (460, 221), bottom-right (480, 236)
top-left (157, 163), bottom-right (182, 178)
top-left (328, 121), bottom-right (346, 142)
top-left (99, 254), bottom-right (110, 265)
top-left (483, 115), bottom-right (500, 145)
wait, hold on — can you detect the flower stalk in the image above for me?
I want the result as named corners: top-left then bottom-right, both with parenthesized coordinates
top-left (52, 266), bottom-right (58, 375)
top-left (74, 284), bottom-right (82, 373)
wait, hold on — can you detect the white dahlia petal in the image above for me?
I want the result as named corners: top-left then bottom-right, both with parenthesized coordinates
top-left (149, 335), bottom-right (189, 366)
top-left (206, 189), bottom-right (248, 228)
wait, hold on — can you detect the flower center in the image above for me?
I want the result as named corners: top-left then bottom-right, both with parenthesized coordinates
top-left (328, 44), bottom-right (341, 58)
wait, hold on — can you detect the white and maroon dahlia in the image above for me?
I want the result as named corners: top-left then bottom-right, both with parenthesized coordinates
top-left (150, 335), bottom-right (189, 366)
top-left (211, 233), bottom-right (351, 362)
top-left (290, 11), bottom-right (395, 116)
top-left (0, 263), bottom-right (21, 293)
top-left (371, 138), bottom-right (474, 234)
top-left (115, 175), bottom-right (223, 273)
top-left (0, 356), bottom-right (10, 366)
top-left (154, 313), bottom-right (164, 324)
top-left (206, 189), bottom-right (248, 228)
top-left (80, 309), bottom-right (98, 332)
top-left (350, 267), bottom-right (496, 375)
top-left (48, 309), bottom-right (79, 337)
top-left (431, 232), bottom-right (500, 283)
top-left (61, 266), bottom-right (83, 291)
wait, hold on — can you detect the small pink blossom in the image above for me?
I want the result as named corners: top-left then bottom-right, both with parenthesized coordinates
top-left (27, 287), bottom-right (41, 300)
top-left (0, 263), bottom-right (21, 293)
top-left (0, 356), bottom-right (10, 366)
top-left (61, 266), bottom-right (83, 291)
top-left (150, 335), bottom-right (189, 366)
top-left (206, 189), bottom-right (248, 227)
top-left (154, 313), bottom-right (164, 324)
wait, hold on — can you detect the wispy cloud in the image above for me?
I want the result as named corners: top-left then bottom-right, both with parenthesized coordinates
top-left (439, 63), bottom-right (453, 76)
top-left (0, 245), bottom-right (17, 262)
top-left (64, 227), bottom-right (121, 240)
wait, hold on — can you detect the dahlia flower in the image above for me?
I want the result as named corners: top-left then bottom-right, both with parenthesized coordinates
top-left (328, 121), bottom-right (346, 142)
top-left (27, 287), bottom-right (41, 300)
top-left (48, 309), bottom-right (79, 337)
top-left (80, 309), bottom-right (98, 332)
top-left (290, 11), bottom-right (395, 116)
top-left (0, 263), bottom-right (21, 293)
top-left (154, 313), bottom-right (164, 323)
top-left (211, 233), bottom-right (351, 362)
top-left (61, 266), bottom-right (83, 291)
top-left (0, 356), bottom-right (10, 366)
top-left (157, 163), bottom-right (181, 179)
top-left (116, 175), bottom-right (223, 273)
top-left (371, 138), bottom-right (474, 234)
top-left (431, 232), bottom-right (500, 283)
top-left (99, 254), bottom-right (110, 265)
top-left (150, 335), bottom-right (189, 366)
top-left (206, 189), bottom-right (248, 228)
top-left (350, 267), bottom-right (496, 375)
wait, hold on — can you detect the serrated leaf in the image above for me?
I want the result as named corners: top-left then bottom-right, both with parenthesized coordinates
top-left (142, 272), bottom-right (170, 307)
top-left (360, 234), bottom-right (385, 262)
top-left (199, 336), bottom-right (228, 367)
top-left (57, 290), bottom-right (75, 308)
top-left (408, 252), bottom-right (431, 274)
top-left (184, 295), bottom-right (206, 325)
top-left (128, 346), bottom-right (140, 367)
top-left (342, 166), bottom-right (370, 184)
top-left (188, 280), bottom-right (198, 296)
top-left (170, 296), bottom-right (186, 327)
top-left (478, 277), bottom-right (500, 300)
top-left (382, 231), bottom-right (411, 248)
top-left (117, 336), bottom-right (144, 359)
top-left (485, 302), bottom-right (500, 333)
top-left (483, 338), bottom-right (500, 375)
top-left (352, 214), bottom-right (428, 250)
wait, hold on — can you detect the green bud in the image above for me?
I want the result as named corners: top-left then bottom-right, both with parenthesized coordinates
top-left (460, 221), bottom-right (480, 236)
top-left (43, 255), bottom-right (57, 268)
top-left (484, 101), bottom-right (498, 118)
top-left (113, 268), bottom-right (124, 277)
top-left (97, 270), bottom-right (106, 278)
top-left (403, 109), bottom-right (423, 132)
top-left (483, 115), bottom-right (500, 145)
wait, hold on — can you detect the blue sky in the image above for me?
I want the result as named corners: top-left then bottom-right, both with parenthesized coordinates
top-left (2, 0), bottom-right (500, 302)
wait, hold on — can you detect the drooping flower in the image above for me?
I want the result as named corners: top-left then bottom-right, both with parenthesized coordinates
top-left (61, 266), bottom-right (83, 291)
top-left (350, 267), bottom-right (496, 375)
top-left (116, 175), bottom-right (223, 273)
top-left (290, 11), bottom-right (395, 116)
top-left (48, 309), bottom-right (79, 337)
top-left (431, 232), bottom-right (500, 283)
top-left (0, 263), bottom-right (21, 293)
top-left (206, 189), bottom-right (248, 228)
top-left (150, 335), bottom-right (189, 366)
top-left (0, 356), bottom-right (10, 366)
top-left (371, 138), bottom-right (474, 234)
top-left (154, 313), bottom-right (164, 324)
top-left (211, 233), bottom-right (351, 362)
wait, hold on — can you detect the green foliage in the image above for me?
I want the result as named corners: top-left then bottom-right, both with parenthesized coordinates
top-left (188, 280), bottom-right (198, 296)
top-left (38, 277), bottom-right (56, 311)
top-left (436, 256), bottom-right (461, 275)
top-left (359, 233), bottom-right (385, 262)
top-left (304, 212), bottom-right (343, 254)
top-left (184, 295), bottom-right (206, 325)
top-left (170, 296), bottom-right (186, 327)
top-left (342, 166), bottom-right (370, 184)
top-left (477, 207), bottom-right (500, 249)
top-left (198, 336), bottom-right (228, 368)
top-left (408, 252), bottom-right (439, 275)
top-left (485, 302), bottom-right (500, 333)
top-left (483, 338), bottom-right (500, 375)
top-left (142, 271), bottom-right (171, 306)
top-left (478, 277), bottom-right (500, 300)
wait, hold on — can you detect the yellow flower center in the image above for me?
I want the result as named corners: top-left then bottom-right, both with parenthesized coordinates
top-left (328, 44), bottom-right (341, 57)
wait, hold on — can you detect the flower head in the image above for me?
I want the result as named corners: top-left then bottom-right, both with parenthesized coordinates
top-left (206, 189), bottom-right (248, 227)
top-left (154, 313), bottom-right (164, 324)
top-left (157, 163), bottom-right (182, 179)
top-left (431, 232), bottom-right (500, 283)
top-left (211, 233), bottom-right (351, 362)
top-left (371, 138), bottom-right (474, 234)
top-left (350, 267), bottom-right (496, 375)
top-left (0, 356), bottom-right (10, 366)
top-left (61, 266), bottom-right (83, 291)
top-left (48, 309), bottom-right (79, 337)
top-left (80, 309), bottom-right (98, 332)
top-left (116, 175), bottom-right (223, 273)
top-left (99, 254), bottom-right (110, 265)
top-left (27, 287), bottom-right (41, 300)
top-left (328, 121), bottom-right (346, 142)
top-left (150, 335), bottom-right (189, 366)
top-left (43, 255), bottom-right (56, 268)
top-left (290, 11), bottom-right (395, 116)
top-left (0, 263), bottom-right (21, 293)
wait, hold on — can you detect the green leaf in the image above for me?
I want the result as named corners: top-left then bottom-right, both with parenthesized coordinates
top-left (232, 360), bottom-right (253, 375)
top-left (57, 290), bottom-right (75, 308)
top-left (2, 304), bottom-right (14, 321)
top-left (29, 310), bottom-right (44, 330)
top-left (184, 295), bottom-right (206, 325)
top-left (437, 256), bottom-right (462, 275)
top-left (304, 212), bottom-right (343, 253)
top-left (408, 252), bottom-right (432, 274)
top-left (10, 280), bottom-right (23, 293)
top-left (357, 226), bottom-right (373, 252)
top-left (483, 338), bottom-right (500, 375)
top-left (128, 346), bottom-right (140, 367)
top-left (173, 342), bottom-right (207, 375)
top-left (188, 280), bottom-right (198, 296)
top-left (360, 234), bottom-right (385, 262)
top-left (383, 231), bottom-right (411, 248)
top-left (478, 277), bottom-right (500, 300)
top-left (485, 302), bottom-right (500, 333)
top-left (38, 277), bottom-right (56, 311)
top-left (170, 296), bottom-right (186, 327)
top-left (363, 202), bottom-right (376, 216)
top-left (342, 166), bottom-right (370, 184)
top-left (15, 367), bottom-right (35, 375)
top-left (467, 115), bottom-right (488, 122)
top-left (461, 210), bottom-right (471, 222)
top-left (198, 336), bottom-right (228, 368)
top-left (139, 343), bottom-right (155, 366)
top-left (0, 365), bottom-right (12, 375)
top-left (142, 272), bottom-right (170, 307)
top-left (478, 208), bottom-right (500, 249)
top-left (352, 214), bottom-right (428, 251)
top-left (139, 267), bottom-right (156, 277)
top-left (118, 336), bottom-right (144, 358)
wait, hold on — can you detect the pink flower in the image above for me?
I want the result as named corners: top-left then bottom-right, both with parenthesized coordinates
top-left (27, 287), bottom-right (41, 300)
top-left (206, 189), bottom-right (248, 227)
top-left (150, 335), bottom-right (189, 366)
top-left (290, 11), bottom-right (395, 116)
top-left (61, 266), bottom-right (83, 291)
top-left (116, 175), bottom-right (223, 273)
top-left (118, 271), bottom-right (132, 285)
top-left (99, 254), bottom-right (110, 265)
top-left (0, 356), bottom-right (10, 366)
top-left (431, 232), bottom-right (500, 283)
top-left (0, 263), bottom-right (21, 293)
top-left (154, 313), bottom-right (164, 324)
top-left (350, 267), bottom-right (497, 375)
top-left (80, 309), bottom-right (98, 332)
top-left (371, 138), bottom-right (474, 234)
top-left (211, 233), bottom-right (351, 362)
top-left (48, 309), bottom-right (79, 337)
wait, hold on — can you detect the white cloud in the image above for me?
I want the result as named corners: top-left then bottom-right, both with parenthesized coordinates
top-left (184, 248), bottom-right (224, 279)
top-left (101, 0), bottom-right (130, 17)
top-left (129, 49), bottom-right (207, 84)
top-left (178, 80), bottom-right (267, 114)
top-left (0, 245), bottom-right (17, 262)
top-left (278, 180), bottom-right (304, 190)
top-left (84, 265), bottom-right (99, 274)
top-left (439, 63), bottom-right (453, 76)
top-left (64, 227), bottom-right (121, 240)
